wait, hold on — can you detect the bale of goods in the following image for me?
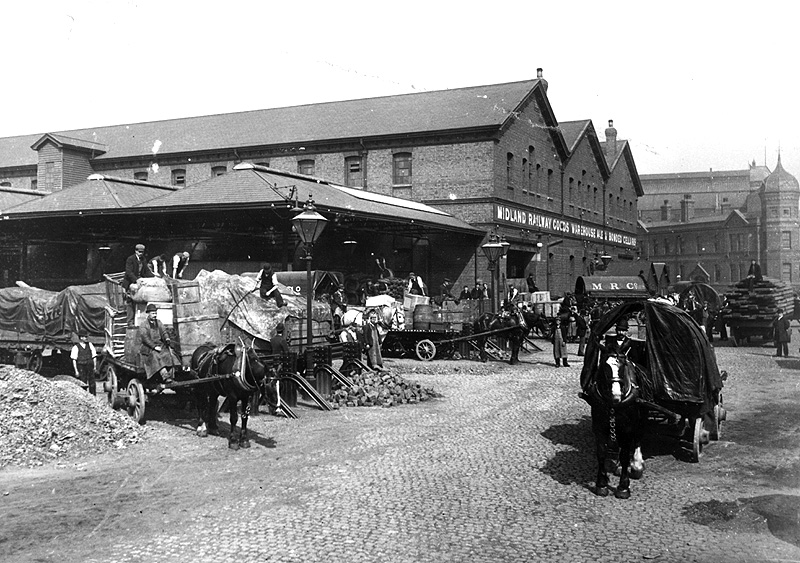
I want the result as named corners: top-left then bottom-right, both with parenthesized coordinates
top-left (130, 277), bottom-right (172, 303)
top-left (413, 304), bottom-right (434, 330)
top-left (722, 277), bottom-right (795, 323)
top-left (382, 277), bottom-right (407, 301)
top-left (328, 370), bottom-right (439, 408)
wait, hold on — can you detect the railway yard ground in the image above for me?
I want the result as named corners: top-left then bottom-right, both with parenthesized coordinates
top-left (1, 337), bottom-right (800, 563)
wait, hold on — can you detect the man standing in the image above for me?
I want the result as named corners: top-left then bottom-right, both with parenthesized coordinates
top-left (172, 251), bottom-right (191, 279)
top-left (772, 308), bottom-right (791, 357)
top-left (71, 331), bottom-right (97, 395)
top-left (407, 272), bottom-right (426, 296)
top-left (364, 309), bottom-right (386, 372)
top-left (122, 243), bottom-right (152, 326)
top-left (505, 283), bottom-right (520, 307)
top-left (139, 304), bottom-right (181, 383)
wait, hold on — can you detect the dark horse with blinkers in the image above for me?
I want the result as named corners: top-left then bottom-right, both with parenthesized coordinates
top-left (191, 339), bottom-right (269, 450)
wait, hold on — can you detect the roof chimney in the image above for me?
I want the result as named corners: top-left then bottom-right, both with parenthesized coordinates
top-left (660, 199), bottom-right (672, 221)
top-left (536, 68), bottom-right (548, 92)
top-left (605, 119), bottom-right (618, 161)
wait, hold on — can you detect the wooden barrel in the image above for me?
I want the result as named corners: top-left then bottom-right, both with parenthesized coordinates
top-left (414, 304), bottom-right (433, 330)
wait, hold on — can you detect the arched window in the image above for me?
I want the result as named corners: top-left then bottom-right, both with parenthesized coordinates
top-left (521, 158), bottom-right (528, 192)
top-left (0, 181), bottom-right (10, 187)
top-left (171, 168), bottom-right (186, 186)
top-left (506, 153), bottom-right (514, 188)
top-left (134, 171), bottom-right (148, 181)
top-left (211, 165), bottom-right (227, 177)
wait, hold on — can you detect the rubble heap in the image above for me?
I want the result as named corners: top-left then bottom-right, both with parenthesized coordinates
top-left (0, 366), bottom-right (146, 469)
top-left (329, 370), bottom-right (440, 408)
top-left (722, 278), bottom-right (795, 322)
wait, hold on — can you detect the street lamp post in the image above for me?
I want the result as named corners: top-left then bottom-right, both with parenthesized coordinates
top-left (291, 196), bottom-right (328, 359)
top-left (481, 233), bottom-right (503, 313)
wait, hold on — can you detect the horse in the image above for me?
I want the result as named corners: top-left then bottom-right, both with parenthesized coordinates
top-left (473, 307), bottom-right (529, 364)
top-left (581, 343), bottom-right (645, 499)
top-left (190, 339), bottom-right (268, 450)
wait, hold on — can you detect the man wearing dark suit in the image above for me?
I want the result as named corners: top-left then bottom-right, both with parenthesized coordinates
top-left (122, 243), bottom-right (153, 326)
top-left (747, 259), bottom-right (762, 292)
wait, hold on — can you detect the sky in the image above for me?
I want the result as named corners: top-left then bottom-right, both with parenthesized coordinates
top-left (2, 0), bottom-right (800, 178)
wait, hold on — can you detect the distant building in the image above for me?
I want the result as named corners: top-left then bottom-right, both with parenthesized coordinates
top-left (638, 157), bottom-right (800, 290)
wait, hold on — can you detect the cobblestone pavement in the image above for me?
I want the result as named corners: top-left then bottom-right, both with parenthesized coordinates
top-left (3, 342), bottom-right (800, 563)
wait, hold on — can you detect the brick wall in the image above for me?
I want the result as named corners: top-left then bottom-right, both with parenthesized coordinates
top-left (62, 149), bottom-right (94, 189)
top-left (36, 142), bottom-right (62, 190)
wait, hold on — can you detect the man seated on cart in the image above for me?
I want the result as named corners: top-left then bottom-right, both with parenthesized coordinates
top-left (139, 303), bottom-right (181, 384)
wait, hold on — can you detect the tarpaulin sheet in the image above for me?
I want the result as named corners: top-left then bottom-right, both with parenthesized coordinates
top-left (192, 270), bottom-right (331, 342)
top-left (0, 282), bottom-right (107, 338)
top-left (580, 299), bottom-right (723, 414)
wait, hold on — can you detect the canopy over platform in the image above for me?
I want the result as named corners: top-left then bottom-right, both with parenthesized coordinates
top-left (671, 281), bottom-right (722, 309)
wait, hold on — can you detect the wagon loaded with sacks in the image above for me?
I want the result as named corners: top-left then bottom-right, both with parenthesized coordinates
top-left (99, 270), bottom-right (334, 423)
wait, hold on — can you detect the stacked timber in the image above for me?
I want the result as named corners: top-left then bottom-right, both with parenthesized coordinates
top-left (329, 371), bottom-right (439, 408)
top-left (721, 277), bottom-right (795, 323)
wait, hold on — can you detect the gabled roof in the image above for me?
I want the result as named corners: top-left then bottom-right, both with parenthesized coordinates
top-left (0, 79), bottom-right (545, 168)
top-left (560, 120), bottom-right (611, 180)
top-left (4, 174), bottom-right (177, 217)
top-left (30, 133), bottom-right (107, 155)
top-left (602, 139), bottom-right (643, 196)
top-left (641, 209), bottom-right (749, 231)
top-left (139, 163), bottom-right (482, 235)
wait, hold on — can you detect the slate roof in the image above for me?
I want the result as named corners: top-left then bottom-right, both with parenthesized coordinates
top-left (5, 175), bottom-right (177, 217)
top-left (0, 80), bottom-right (542, 168)
top-left (138, 163), bottom-right (482, 234)
top-left (559, 120), bottom-right (591, 152)
top-left (0, 188), bottom-right (43, 214)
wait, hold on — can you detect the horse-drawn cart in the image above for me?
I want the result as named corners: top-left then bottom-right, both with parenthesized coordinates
top-left (581, 299), bottom-right (727, 464)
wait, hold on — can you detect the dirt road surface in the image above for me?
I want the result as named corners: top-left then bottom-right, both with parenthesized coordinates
top-left (1, 342), bottom-right (799, 563)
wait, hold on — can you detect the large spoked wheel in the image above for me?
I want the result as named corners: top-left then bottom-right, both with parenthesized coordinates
top-left (105, 364), bottom-right (119, 409)
top-left (26, 351), bottom-right (43, 374)
top-left (415, 339), bottom-right (437, 361)
top-left (126, 379), bottom-right (146, 424)
top-left (690, 417), bottom-right (709, 463)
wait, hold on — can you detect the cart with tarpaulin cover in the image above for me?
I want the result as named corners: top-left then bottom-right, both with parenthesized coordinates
top-left (580, 299), bottom-right (727, 462)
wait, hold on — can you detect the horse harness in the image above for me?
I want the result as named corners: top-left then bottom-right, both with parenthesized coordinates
top-left (195, 342), bottom-right (255, 393)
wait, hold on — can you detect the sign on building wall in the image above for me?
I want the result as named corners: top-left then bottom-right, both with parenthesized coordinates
top-left (493, 204), bottom-right (637, 248)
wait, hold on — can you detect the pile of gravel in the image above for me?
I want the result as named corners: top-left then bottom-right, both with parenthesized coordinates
top-left (0, 366), bottom-right (146, 469)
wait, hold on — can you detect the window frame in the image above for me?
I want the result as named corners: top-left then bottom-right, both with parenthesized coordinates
top-left (392, 152), bottom-right (412, 186)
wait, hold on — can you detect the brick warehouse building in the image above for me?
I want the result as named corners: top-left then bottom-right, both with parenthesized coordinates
top-left (638, 156), bottom-right (800, 291)
top-left (0, 71), bottom-right (642, 297)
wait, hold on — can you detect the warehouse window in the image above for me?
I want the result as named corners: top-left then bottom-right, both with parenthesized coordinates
top-left (297, 159), bottom-right (315, 175)
top-left (783, 263), bottom-right (792, 282)
top-left (171, 169), bottom-right (186, 186)
top-left (255, 161), bottom-right (270, 168)
top-left (782, 231), bottom-right (792, 249)
top-left (714, 264), bottom-right (721, 283)
top-left (30, 179), bottom-right (37, 190)
top-left (134, 171), bottom-right (148, 181)
top-left (211, 166), bottom-right (227, 177)
top-left (730, 264), bottom-right (737, 281)
top-left (506, 153), bottom-right (514, 188)
top-left (45, 161), bottom-right (54, 189)
top-left (392, 153), bottom-right (411, 185)
top-left (522, 158), bottom-right (528, 193)
top-left (0, 182), bottom-right (10, 187)
top-left (345, 156), bottom-right (363, 187)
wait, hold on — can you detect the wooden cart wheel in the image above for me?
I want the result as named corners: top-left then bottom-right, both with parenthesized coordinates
top-left (415, 339), bottom-right (437, 361)
top-left (126, 379), bottom-right (146, 424)
top-left (26, 351), bottom-right (43, 374)
top-left (105, 364), bottom-right (119, 409)
top-left (690, 417), bottom-right (708, 462)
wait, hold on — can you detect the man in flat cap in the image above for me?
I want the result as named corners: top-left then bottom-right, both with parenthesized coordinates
top-left (139, 303), bottom-right (181, 383)
top-left (122, 243), bottom-right (153, 326)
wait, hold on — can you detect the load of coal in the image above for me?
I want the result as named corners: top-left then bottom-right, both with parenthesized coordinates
top-left (0, 366), bottom-right (146, 469)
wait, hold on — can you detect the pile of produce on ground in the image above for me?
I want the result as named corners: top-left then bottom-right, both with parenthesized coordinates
top-left (722, 278), bottom-right (795, 322)
top-left (0, 366), bottom-right (146, 469)
top-left (328, 370), bottom-right (440, 408)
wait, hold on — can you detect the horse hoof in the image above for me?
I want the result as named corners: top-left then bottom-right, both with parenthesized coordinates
top-left (595, 486), bottom-right (609, 497)
top-left (614, 488), bottom-right (631, 499)
top-left (239, 439), bottom-right (251, 449)
top-left (197, 429), bottom-right (208, 438)
top-left (228, 441), bottom-right (239, 450)
top-left (630, 467), bottom-right (644, 480)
